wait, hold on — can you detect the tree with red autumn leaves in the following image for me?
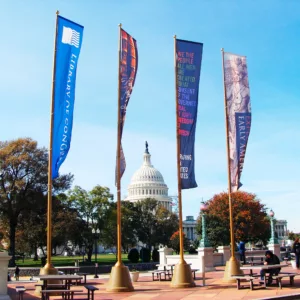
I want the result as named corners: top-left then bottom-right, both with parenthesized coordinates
top-left (169, 231), bottom-right (190, 254)
top-left (196, 191), bottom-right (271, 249)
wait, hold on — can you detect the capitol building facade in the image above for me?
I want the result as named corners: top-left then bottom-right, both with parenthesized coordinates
top-left (125, 142), bottom-right (198, 241)
top-left (124, 143), bottom-right (173, 212)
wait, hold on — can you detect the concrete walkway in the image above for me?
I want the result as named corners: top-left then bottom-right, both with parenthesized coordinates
top-left (7, 265), bottom-right (300, 300)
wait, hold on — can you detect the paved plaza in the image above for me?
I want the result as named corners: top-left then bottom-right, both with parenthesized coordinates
top-left (7, 266), bottom-right (300, 300)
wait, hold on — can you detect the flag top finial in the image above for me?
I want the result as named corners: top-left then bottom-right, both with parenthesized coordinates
top-left (145, 141), bottom-right (149, 154)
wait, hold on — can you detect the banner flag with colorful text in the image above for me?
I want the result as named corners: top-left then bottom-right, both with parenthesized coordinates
top-left (176, 39), bottom-right (203, 189)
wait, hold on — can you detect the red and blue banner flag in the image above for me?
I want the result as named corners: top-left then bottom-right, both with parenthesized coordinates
top-left (176, 39), bottom-right (203, 189)
top-left (118, 29), bottom-right (138, 180)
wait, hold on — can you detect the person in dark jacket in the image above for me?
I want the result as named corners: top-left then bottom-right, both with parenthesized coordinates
top-left (260, 250), bottom-right (281, 285)
top-left (15, 265), bottom-right (20, 281)
top-left (238, 241), bottom-right (246, 264)
top-left (292, 237), bottom-right (300, 269)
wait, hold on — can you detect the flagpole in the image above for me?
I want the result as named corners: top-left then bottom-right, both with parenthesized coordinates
top-left (41, 10), bottom-right (60, 275)
top-left (171, 35), bottom-right (195, 288)
top-left (106, 24), bottom-right (133, 292)
top-left (221, 48), bottom-right (243, 282)
top-left (116, 23), bottom-right (122, 268)
top-left (175, 35), bottom-right (184, 266)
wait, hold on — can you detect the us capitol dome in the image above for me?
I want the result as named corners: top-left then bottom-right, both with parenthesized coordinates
top-left (124, 141), bottom-right (172, 211)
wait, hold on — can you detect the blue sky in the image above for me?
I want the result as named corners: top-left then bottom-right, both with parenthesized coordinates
top-left (1, 1), bottom-right (299, 232)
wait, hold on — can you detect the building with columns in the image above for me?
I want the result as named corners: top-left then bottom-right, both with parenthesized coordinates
top-left (275, 219), bottom-right (288, 243)
top-left (124, 142), bottom-right (173, 211)
top-left (125, 142), bottom-right (199, 242)
top-left (183, 216), bottom-right (198, 241)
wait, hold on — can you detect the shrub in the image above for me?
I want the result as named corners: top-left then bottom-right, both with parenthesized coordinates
top-left (152, 249), bottom-right (159, 262)
top-left (128, 248), bottom-right (139, 263)
top-left (140, 247), bottom-right (151, 262)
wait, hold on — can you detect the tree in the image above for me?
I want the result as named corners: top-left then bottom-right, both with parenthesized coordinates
top-left (155, 206), bottom-right (179, 247)
top-left (135, 198), bottom-right (179, 249)
top-left (102, 201), bottom-right (140, 254)
top-left (288, 232), bottom-right (300, 241)
top-left (0, 138), bottom-right (73, 266)
top-left (67, 185), bottom-right (114, 262)
top-left (169, 231), bottom-right (190, 254)
top-left (196, 191), bottom-right (271, 249)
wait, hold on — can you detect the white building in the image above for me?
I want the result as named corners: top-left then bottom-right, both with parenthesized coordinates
top-left (275, 219), bottom-right (288, 244)
top-left (183, 216), bottom-right (198, 241)
top-left (124, 142), bottom-right (173, 211)
top-left (125, 142), bottom-right (199, 242)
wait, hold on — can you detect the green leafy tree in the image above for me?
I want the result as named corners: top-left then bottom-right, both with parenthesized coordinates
top-left (67, 185), bottom-right (113, 262)
top-left (135, 198), bottom-right (179, 249)
top-left (288, 232), bottom-right (300, 241)
top-left (196, 191), bottom-right (271, 249)
top-left (0, 138), bottom-right (73, 266)
top-left (102, 201), bottom-right (139, 254)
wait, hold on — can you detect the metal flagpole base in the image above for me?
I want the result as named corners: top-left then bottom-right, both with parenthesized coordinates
top-left (40, 263), bottom-right (58, 275)
top-left (35, 263), bottom-right (59, 295)
top-left (222, 256), bottom-right (243, 283)
top-left (106, 262), bottom-right (134, 292)
top-left (170, 260), bottom-right (196, 288)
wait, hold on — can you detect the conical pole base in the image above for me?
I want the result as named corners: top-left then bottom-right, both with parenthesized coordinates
top-left (223, 256), bottom-right (243, 283)
top-left (106, 262), bottom-right (134, 292)
top-left (35, 263), bottom-right (59, 295)
top-left (170, 260), bottom-right (196, 288)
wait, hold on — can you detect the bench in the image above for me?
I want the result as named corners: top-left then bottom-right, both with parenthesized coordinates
top-left (41, 289), bottom-right (83, 300)
top-left (191, 269), bottom-right (199, 280)
top-left (84, 285), bottom-right (99, 300)
top-left (271, 273), bottom-right (297, 289)
top-left (149, 270), bottom-right (171, 281)
top-left (16, 286), bottom-right (26, 300)
top-left (77, 272), bottom-right (89, 284)
top-left (232, 275), bottom-right (260, 290)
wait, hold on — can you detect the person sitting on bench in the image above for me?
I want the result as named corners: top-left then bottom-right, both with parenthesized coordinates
top-left (260, 250), bottom-right (281, 285)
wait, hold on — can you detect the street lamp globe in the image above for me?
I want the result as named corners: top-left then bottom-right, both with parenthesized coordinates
top-left (92, 228), bottom-right (95, 234)
top-left (200, 203), bottom-right (208, 212)
top-left (269, 209), bottom-right (274, 218)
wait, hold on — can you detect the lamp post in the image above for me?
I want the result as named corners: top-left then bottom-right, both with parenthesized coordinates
top-left (269, 209), bottom-right (278, 244)
top-left (92, 228), bottom-right (100, 278)
top-left (199, 203), bottom-right (211, 248)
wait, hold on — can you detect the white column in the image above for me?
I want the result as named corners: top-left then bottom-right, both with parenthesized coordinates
top-left (0, 252), bottom-right (12, 299)
top-left (197, 247), bottom-right (215, 271)
top-left (217, 246), bottom-right (231, 265)
top-left (158, 247), bottom-right (173, 269)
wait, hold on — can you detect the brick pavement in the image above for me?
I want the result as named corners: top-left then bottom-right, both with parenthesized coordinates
top-left (7, 266), bottom-right (300, 300)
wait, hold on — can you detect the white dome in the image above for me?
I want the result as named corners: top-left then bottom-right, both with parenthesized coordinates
top-left (124, 142), bottom-right (172, 211)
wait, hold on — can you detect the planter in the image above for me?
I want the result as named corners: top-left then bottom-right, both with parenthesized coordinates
top-left (130, 271), bottom-right (139, 282)
top-left (291, 260), bottom-right (297, 269)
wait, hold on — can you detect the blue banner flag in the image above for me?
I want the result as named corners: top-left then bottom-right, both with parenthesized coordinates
top-left (116, 29), bottom-right (138, 183)
top-left (223, 52), bottom-right (251, 191)
top-left (176, 39), bottom-right (203, 189)
top-left (52, 15), bottom-right (83, 179)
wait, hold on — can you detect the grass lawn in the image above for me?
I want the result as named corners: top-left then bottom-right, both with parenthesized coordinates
top-left (16, 254), bottom-right (130, 267)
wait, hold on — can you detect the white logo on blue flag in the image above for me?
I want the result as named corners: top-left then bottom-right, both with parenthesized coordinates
top-left (62, 26), bottom-right (80, 48)
top-left (52, 16), bottom-right (83, 179)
